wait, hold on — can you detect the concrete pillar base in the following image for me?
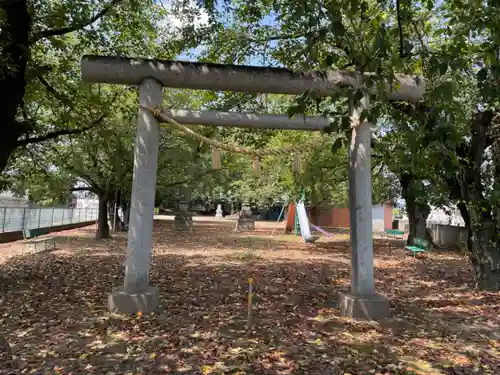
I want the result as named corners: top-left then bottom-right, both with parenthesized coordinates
top-left (338, 292), bottom-right (390, 320)
top-left (108, 286), bottom-right (159, 314)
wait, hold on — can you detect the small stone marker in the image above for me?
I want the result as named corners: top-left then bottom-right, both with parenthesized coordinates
top-left (174, 204), bottom-right (193, 231)
top-left (236, 203), bottom-right (255, 231)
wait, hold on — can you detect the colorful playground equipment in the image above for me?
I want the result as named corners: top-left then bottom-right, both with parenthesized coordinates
top-left (296, 200), bottom-right (315, 242)
top-left (276, 198), bottom-right (335, 243)
top-left (309, 223), bottom-right (335, 238)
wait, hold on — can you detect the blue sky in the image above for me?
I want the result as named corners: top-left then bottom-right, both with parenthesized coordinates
top-left (164, 0), bottom-right (279, 66)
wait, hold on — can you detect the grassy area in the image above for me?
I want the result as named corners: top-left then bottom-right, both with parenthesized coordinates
top-left (0, 221), bottom-right (498, 374)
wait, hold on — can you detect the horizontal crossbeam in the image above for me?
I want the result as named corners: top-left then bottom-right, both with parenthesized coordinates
top-left (163, 108), bottom-right (331, 131)
top-left (81, 55), bottom-right (425, 102)
top-left (148, 107), bottom-right (327, 156)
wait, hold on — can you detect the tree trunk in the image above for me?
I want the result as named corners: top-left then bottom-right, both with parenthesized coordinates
top-left (0, 0), bottom-right (32, 173)
top-left (454, 111), bottom-right (500, 290)
top-left (457, 201), bottom-right (474, 252)
top-left (453, 178), bottom-right (500, 291)
top-left (115, 191), bottom-right (127, 231)
top-left (407, 202), bottom-right (430, 244)
top-left (120, 198), bottom-right (130, 230)
top-left (460, 183), bottom-right (500, 290)
top-left (400, 173), bottom-right (430, 245)
top-left (109, 199), bottom-right (126, 231)
top-left (108, 201), bottom-right (115, 231)
top-left (116, 212), bottom-right (125, 231)
top-left (470, 220), bottom-right (500, 290)
top-left (96, 195), bottom-right (111, 239)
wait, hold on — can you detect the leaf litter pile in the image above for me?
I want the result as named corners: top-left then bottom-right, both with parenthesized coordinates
top-left (0, 220), bottom-right (498, 375)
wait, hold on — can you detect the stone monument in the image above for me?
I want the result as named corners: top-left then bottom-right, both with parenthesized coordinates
top-left (236, 203), bottom-right (255, 231)
top-left (174, 203), bottom-right (193, 231)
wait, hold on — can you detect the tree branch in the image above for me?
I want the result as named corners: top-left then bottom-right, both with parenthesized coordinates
top-left (16, 114), bottom-right (105, 147)
top-left (239, 28), bottom-right (353, 61)
top-left (242, 31), bottom-right (311, 42)
top-left (39, 76), bottom-right (124, 114)
top-left (371, 160), bottom-right (382, 172)
top-left (159, 169), bottom-right (218, 188)
top-left (37, 75), bottom-right (73, 107)
top-left (22, 79), bottom-right (123, 148)
top-left (49, 145), bottom-right (103, 194)
top-left (71, 186), bottom-right (98, 193)
top-left (31, 0), bottom-right (123, 43)
top-left (396, 0), bottom-right (405, 57)
top-left (411, 20), bottom-right (426, 55)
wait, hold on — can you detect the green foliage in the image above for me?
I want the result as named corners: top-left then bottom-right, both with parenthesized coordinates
top-left (4, 0), bottom-right (500, 288)
top-left (7, 86), bottom-right (134, 200)
top-left (1, 0), bottom-right (208, 207)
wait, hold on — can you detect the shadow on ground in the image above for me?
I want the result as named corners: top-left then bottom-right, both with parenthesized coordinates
top-left (0, 221), bottom-right (498, 374)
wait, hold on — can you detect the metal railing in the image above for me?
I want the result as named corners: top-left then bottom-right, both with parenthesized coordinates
top-left (0, 207), bottom-right (98, 233)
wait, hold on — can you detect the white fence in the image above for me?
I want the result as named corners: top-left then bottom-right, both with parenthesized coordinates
top-left (428, 223), bottom-right (468, 248)
top-left (0, 207), bottom-right (98, 233)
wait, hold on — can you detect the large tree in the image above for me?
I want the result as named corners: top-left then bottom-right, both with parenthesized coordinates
top-left (0, 0), bottom-right (165, 173)
top-left (7, 86), bottom-right (135, 239)
top-left (188, 0), bottom-right (500, 290)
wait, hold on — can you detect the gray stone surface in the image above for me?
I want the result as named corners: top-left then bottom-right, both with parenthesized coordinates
top-left (235, 203), bottom-right (255, 231)
top-left (338, 292), bottom-right (390, 320)
top-left (124, 79), bottom-right (162, 292)
top-left (81, 55), bottom-right (425, 102)
top-left (108, 286), bottom-right (159, 314)
top-left (348, 97), bottom-right (375, 296)
top-left (164, 108), bottom-right (331, 131)
top-left (240, 204), bottom-right (252, 217)
top-left (337, 98), bottom-right (392, 320)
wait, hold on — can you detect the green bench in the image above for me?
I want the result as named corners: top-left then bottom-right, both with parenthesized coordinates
top-left (384, 229), bottom-right (405, 239)
top-left (22, 228), bottom-right (56, 253)
top-left (383, 229), bottom-right (405, 248)
top-left (23, 228), bottom-right (50, 238)
top-left (405, 237), bottom-right (429, 257)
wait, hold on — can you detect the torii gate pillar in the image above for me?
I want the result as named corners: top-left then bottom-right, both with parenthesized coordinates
top-left (108, 78), bottom-right (162, 313)
top-left (338, 97), bottom-right (390, 319)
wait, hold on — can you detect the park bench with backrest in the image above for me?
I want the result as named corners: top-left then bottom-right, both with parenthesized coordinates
top-left (22, 228), bottom-right (56, 253)
top-left (383, 228), bottom-right (405, 248)
top-left (405, 237), bottom-right (429, 257)
top-left (384, 228), bottom-right (405, 239)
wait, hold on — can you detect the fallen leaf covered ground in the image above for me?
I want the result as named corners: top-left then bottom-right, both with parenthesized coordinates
top-left (0, 219), bottom-right (498, 374)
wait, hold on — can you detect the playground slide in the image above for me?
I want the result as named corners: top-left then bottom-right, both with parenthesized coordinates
top-left (310, 223), bottom-right (335, 238)
top-left (296, 201), bottom-right (313, 242)
top-left (285, 203), bottom-right (296, 233)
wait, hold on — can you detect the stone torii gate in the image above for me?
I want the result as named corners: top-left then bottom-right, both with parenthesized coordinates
top-left (81, 55), bottom-right (425, 319)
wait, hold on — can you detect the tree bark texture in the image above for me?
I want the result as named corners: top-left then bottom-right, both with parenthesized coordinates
top-left (454, 112), bottom-right (500, 290)
top-left (400, 172), bottom-right (431, 245)
top-left (96, 195), bottom-right (111, 239)
top-left (0, 0), bottom-right (32, 172)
